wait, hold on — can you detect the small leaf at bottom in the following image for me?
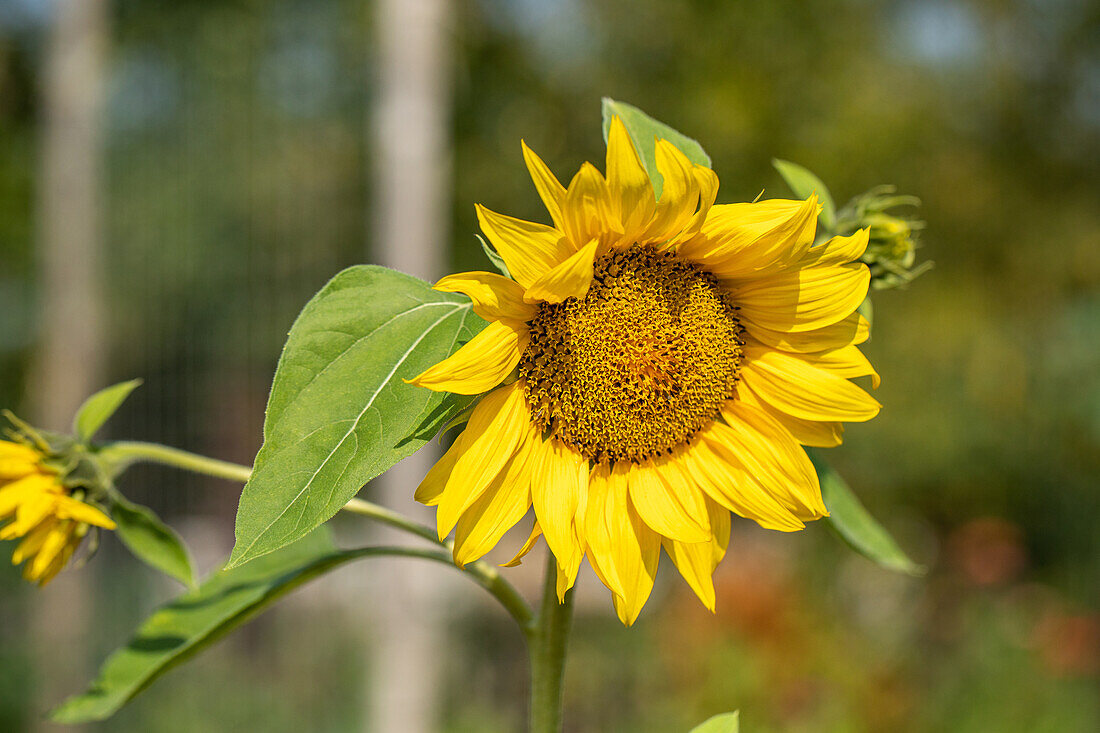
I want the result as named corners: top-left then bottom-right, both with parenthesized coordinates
top-left (690, 711), bottom-right (740, 733)
top-left (810, 451), bottom-right (923, 576)
top-left (112, 496), bottom-right (196, 588)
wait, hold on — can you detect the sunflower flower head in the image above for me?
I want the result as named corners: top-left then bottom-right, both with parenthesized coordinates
top-left (410, 117), bottom-right (881, 624)
top-left (0, 438), bottom-right (115, 585)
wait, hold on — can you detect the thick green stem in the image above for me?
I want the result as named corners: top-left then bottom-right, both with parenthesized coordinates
top-left (528, 552), bottom-right (576, 733)
top-left (96, 440), bottom-right (535, 629)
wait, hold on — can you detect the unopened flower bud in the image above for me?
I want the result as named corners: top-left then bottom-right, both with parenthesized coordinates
top-left (835, 185), bottom-right (931, 290)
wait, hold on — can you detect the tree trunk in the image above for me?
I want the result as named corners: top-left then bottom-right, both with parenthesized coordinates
top-left (27, 0), bottom-right (109, 729)
top-left (365, 1), bottom-right (453, 731)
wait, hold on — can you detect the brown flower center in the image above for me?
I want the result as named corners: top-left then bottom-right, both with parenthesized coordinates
top-left (519, 245), bottom-right (744, 464)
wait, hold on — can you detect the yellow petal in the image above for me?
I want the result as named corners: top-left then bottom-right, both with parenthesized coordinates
top-left (663, 535), bottom-right (718, 611)
top-left (0, 473), bottom-right (56, 519)
top-left (0, 460), bottom-right (37, 481)
top-left (706, 498), bottom-right (732, 566)
top-left (452, 438), bottom-right (534, 567)
top-left (530, 437), bottom-right (588, 589)
top-left (11, 518), bottom-right (56, 565)
top-left (501, 520), bottom-right (542, 567)
top-left (0, 440), bottom-right (39, 461)
top-left (561, 162), bottom-right (617, 248)
top-left (685, 432), bottom-right (806, 531)
top-left (1, 491), bottom-right (55, 540)
top-left (740, 346), bottom-right (881, 422)
top-left (609, 462), bottom-right (659, 625)
top-left (736, 384), bottom-right (844, 448)
top-left (556, 559), bottom-right (578, 601)
top-left (415, 431), bottom-right (466, 506)
top-left (799, 228), bottom-right (869, 268)
top-left (731, 262), bottom-right (870, 333)
top-left (677, 164), bottom-right (720, 243)
top-left (524, 239), bottom-right (600, 304)
top-left (640, 139), bottom-right (699, 243)
top-left (678, 196), bottom-right (818, 277)
top-left (476, 204), bottom-right (573, 288)
top-left (799, 343), bottom-right (880, 388)
top-left (744, 311), bottom-right (869, 354)
top-left (434, 271), bottom-right (536, 322)
top-left (605, 116), bottom-right (655, 240)
top-left (714, 401), bottom-right (827, 520)
top-left (435, 383), bottom-right (530, 538)
top-left (522, 141), bottom-right (567, 231)
top-left (33, 537), bottom-right (78, 585)
top-left (409, 319), bottom-right (528, 395)
top-left (627, 457), bottom-right (710, 543)
top-left (583, 463), bottom-right (627, 600)
top-left (662, 483), bottom-right (729, 612)
top-left (54, 495), bottom-right (117, 529)
top-left (0, 443), bottom-right (41, 480)
top-left (27, 521), bottom-right (73, 579)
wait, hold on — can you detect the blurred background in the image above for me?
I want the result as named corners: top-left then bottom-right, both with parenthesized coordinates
top-left (2, 0), bottom-right (1099, 731)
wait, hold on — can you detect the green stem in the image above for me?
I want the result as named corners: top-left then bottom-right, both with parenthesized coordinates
top-left (97, 440), bottom-right (535, 629)
top-left (528, 552), bottom-right (575, 733)
top-left (99, 441), bottom-right (253, 483)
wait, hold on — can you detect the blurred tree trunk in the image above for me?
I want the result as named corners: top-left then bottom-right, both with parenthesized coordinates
top-left (366, 0), bottom-right (453, 731)
top-left (27, 0), bottom-right (109, 729)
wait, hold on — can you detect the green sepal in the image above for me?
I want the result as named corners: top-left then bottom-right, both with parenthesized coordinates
top-left (50, 529), bottom-right (455, 724)
top-left (227, 266), bottom-right (485, 569)
top-left (73, 380), bottom-right (143, 444)
top-left (771, 158), bottom-right (836, 233)
top-left (856, 295), bottom-right (873, 337)
top-left (810, 451), bottom-right (923, 576)
top-left (477, 234), bottom-right (511, 278)
top-left (600, 98), bottom-right (711, 198)
top-left (690, 711), bottom-right (740, 733)
top-left (110, 493), bottom-right (197, 588)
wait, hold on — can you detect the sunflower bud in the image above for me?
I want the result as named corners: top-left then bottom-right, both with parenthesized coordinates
top-left (835, 185), bottom-right (931, 290)
top-left (0, 415), bottom-right (116, 585)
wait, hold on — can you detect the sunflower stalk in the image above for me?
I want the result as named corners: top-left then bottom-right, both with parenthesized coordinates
top-left (93, 440), bottom-right (534, 628)
top-left (528, 552), bottom-right (576, 733)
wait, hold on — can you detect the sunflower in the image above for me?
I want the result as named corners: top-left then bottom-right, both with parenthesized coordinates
top-left (0, 439), bottom-right (116, 585)
top-left (410, 118), bottom-right (880, 624)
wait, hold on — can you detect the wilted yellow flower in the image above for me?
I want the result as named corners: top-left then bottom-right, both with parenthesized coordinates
top-left (410, 118), bottom-right (880, 624)
top-left (0, 439), bottom-right (115, 585)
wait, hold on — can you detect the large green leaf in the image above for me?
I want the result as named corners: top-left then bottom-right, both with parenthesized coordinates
top-left (810, 451), bottom-right (923, 576)
top-left (112, 496), bottom-right (196, 588)
top-left (690, 711), bottom-right (740, 733)
top-left (73, 379), bottom-right (142, 443)
top-left (51, 530), bottom-right (456, 723)
top-left (601, 98), bottom-right (711, 198)
top-left (228, 266), bottom-right (485, 568)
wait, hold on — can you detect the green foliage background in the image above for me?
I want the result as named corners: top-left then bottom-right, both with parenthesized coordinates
top-left (1, 0), bottom-right (1099, 730)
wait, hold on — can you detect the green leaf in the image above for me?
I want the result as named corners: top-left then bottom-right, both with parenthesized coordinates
top-left (477, 234), bottom-right (511, 277)
top-left (772, 158), bottom-right (837, 233)
top-left (227, 266), bottom-right (485, 568)
top-left (690, 711), bottom-right (740, 733)
top-left (111, 496), bottom-right (196, 588)
top-left (51, 531), bottom-right (455, 723)
top-left (810, 451), bottom-right (923, 576)
top-left (73, 380), bottom-right (142, 443)
top-left (601, 98), bottom-right (711, 198)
